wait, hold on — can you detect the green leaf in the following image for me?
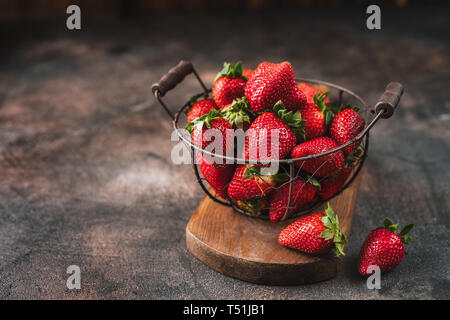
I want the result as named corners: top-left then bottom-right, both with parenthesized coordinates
top-left (320, 229), bottom-right (335, 241)
top-left (272, 101), bottom-right (306, 136)
top-left (272, 173), bottom-right (290, 183)
top-left (324, 109), bottom-right (334, 126)
top-left (185, 109), bottom-right (222, 133)
top-left (221, 97), bottom-right (254, 129)
top-left (243, 166), bottom-right (261, 179)
top-left (214, 61), bottom-right (246, 82)
top-left (308, 176), bottom-right (321, 190)
top-left (399, 224), bottom-right (414, 236)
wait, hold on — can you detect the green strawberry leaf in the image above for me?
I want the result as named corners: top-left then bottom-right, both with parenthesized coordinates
top-left (185, 94), bottom-right (209, 113)
top-left (221, 97), bottom-right (254, 129)
top-left (185, 109), bottom-right (222, 133)
top-left (272, 173), bottom-right (290, 183)
top-left (399, 223), bottom-right (414, 236)
top-left (214, 61), bottom-right (247, 82)
top-left (324, 109), bottom-right (335, 126)
top-left (243, 166), bottom-right (261, 180)
top-left (319, 203), bottom-right (347, 256)
top-left (313, 91), bottom-right (330, 112)
top-left (382, 219), bottom-right (399, 233)
top-left (273, 101), bottom-right (306, 137)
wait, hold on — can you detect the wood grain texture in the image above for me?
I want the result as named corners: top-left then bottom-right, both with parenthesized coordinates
top-left (186, 172), bottom-right (362, 285)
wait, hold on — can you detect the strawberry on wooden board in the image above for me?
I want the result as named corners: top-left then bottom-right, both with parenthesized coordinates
top-left (278, 203), bottom-right (347, 256)
top-left (358, 220), bottom-right (414, 276)
top-left (297, 82), bottom-right (331, 105)
top-left (186, 95), bottom-right (218, 123)
top-left (300, 92), bottom-right (335, 141)
top-left (220, 97), bottom-right (255, 131)
top-left (319, 148), bottom-right (362, 200)
top-left (330, 107), bottom-right (365, 154)
top-left (291, 136), bottom-right (344, 178)
top-left (196, 151), bottom-right (235, 198)
top-left (243, 101), bottom-right (305, 162)
top-left (186, 109), bottom-right (233, 156)
top-left (244, 61), bottom-right (306, 113)
top-left (269, 177), bottom-right (318, 222)
top-left (212, 61), bottom-right (247, 108)
top-left (227, 165), bottom-right (288, 200)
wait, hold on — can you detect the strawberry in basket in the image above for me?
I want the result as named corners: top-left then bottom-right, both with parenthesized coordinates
top-left (186, 95), bottom-right (218, 123)
top-left (196, 151), bottom-right (234, 199)
top-left (220, 97), bottom-right (255, 131)
top-left (297, 82), bottom-right (331, 105)
top-left (269, 177), bottom-right (318, 222)
top-left (245, 61), bottom-right (306, 113)
top-left (212, 61), bottom-right (247, 108)
top-left (319, 148), bottom-right (362, 200)
top-left (291, 136), bottom-right (345, 178)
top-left (243, 101), bottom-right (305, 162)
top-left (300, 92), bottom-right (336, 141)
top-left (330, 106), bottom-right (365, 154)
top-left (186, 109), bottom-right (234, 156)
top-left (227, 165), bottom-right (288, 200)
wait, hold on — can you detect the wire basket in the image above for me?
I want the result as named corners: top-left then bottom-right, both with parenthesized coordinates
top-left (152, 61), bottom-right (403, 221)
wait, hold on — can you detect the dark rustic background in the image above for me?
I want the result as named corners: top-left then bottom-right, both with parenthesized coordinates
top-left (0, 1), bottom-right (449, 299)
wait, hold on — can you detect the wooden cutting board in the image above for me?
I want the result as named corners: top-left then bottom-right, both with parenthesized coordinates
top-left (186, 171), bottom-right (362, 285)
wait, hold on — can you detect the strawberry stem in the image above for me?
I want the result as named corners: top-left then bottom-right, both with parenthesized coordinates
top-left (185, 109), bottom-right (222, 133)
top-left (221, 97), bottom-right (254, 129)
top-left (214, 61), bottom-right (247, 82)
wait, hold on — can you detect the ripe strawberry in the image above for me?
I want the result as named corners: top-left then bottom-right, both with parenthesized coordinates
top-left (186, 109), bottom-right (233, 156)
top-left (330, 107), bottom-right (365, 154)
top-left (278, 203), bottom-right (347, 256)
top-left (196, 152), bottom-right (234, 198)
top-left (269, 177), bottom-right (318, 222)
top-left (220, 97), bottom-right (254, 131)
top-left (319, 148), bottom-right (362, 200)
top-left (358, 220), bottom-right (414, 276)
top-left (244, 61), bottom-right (306, 113)
top-left (297, 82), bottom-right (330, 105)
top-left (243, 101), bottom-right (305, 162)
top-left (242, 69), bottom-right (254, 79)
top-left (291, 137), bottom-right (344, 177)
top-left (300, 92), bottom-right (335, 141)
top-left (212, 61), bottom-right (247, 108)
top-left (186, 96), bottom-right (218, 123)
top-left (227, 165), bottom-right (287, 200)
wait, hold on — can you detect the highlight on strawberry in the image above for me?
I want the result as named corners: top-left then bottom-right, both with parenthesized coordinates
top-left (278, 203), bottom-right (347, 256)
top-left (358, 219), bottom-right (414, 276)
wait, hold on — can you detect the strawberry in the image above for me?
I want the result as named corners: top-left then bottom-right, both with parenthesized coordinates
top-left (330, 107), bottom-right (365, 154)
top-left (243, 101), bottom-right (305, 162)
top-left (297, 82), bottom-right (330, 105)
top-left (212, 61), bottom-right (247, 108)
top-left (278, 203), bottom-right (347, 256)
top-left (196, 151), bottom-right (234, 198)
top-left (242, 69), bottom-right (254, 79)
top-left (244, 61), bottom-right (306, 113)
top-left (319, 148), bottom-right (362, 200)
top-left (300, 92), bottom-right (335, 141)
top-left (220, 97), bottom-right (254, 131)
top-left (269, 177), bottom-right (318, 222)
top-left (227, 165), bottom-right (288, 200)
top-left (236, 197), bottom-right (269, 215)
top-left (291, 137), bottom-right (344, 178)
top-left (186, 109), bottom-right (233, 156)
top-left (358, 220), bottom-right (414, 276)
top-left (185, 95), bottom-right (218, 123)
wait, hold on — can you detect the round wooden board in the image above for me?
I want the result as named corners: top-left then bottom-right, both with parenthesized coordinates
top-left (186, 172), bottom-right (362, 285)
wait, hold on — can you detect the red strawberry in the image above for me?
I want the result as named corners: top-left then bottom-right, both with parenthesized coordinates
top-left (186, 109), bottom-right (233, 156)
top-left (297, 82), bottom-right (331, 105)
top-left (212, 61), bottom-right (247, 108)
top-left (196, 152), bottom-right (234, 198)
top-left (244, 61), bottom-right (306, 113)
top-left (243, 101), bottom-right (305, 162)
top-left (269, 177), bottom-right (318, 222)
top-left (220, 97), bottom-right (254, 131)
top-left (319, 148), bottom-right (362, 200)
top-left (358, 220), bottom-right (414, 276)
top-left (300, 92), bottom-right (335, 141)
top-left (291, 137), bottom-right (344, 178)
top-left (278, 203), bottom-right (347, 256)
top-left (330, 107), bottom-right (365, 154)
top-left (227, 165), bottom-right (287, 200)
top-left (242, 69), bottom-right (254, 79)
top-left (186, 96), bottom-right (218, 123)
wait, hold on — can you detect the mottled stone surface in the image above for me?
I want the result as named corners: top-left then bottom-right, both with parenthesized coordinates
top-left (0, 4), bottom-right (449, 299)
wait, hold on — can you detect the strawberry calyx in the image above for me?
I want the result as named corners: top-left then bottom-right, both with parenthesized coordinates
top-left (382, 219), bottom-right (414, 245)
top-left (221, 97), bottom-right (255, 130)
top-left (185, 94), bottom-right (209, 114)
top-left (214, 61), bottom-right (247, 82)
top-left (273, 101), bottom-right (306, 139)
top-left (186, 109), bottom-right (223, 133)
top-left (320, 203), bottom-right (347, 256)
top-left (313, 92), bottom-right (335, 126)
top-left (237, 198), bottom-right (264, 215)
top-left (343, 147), bottom-right (363, 167)
top-left (243, 165), bottom-right (289, 183)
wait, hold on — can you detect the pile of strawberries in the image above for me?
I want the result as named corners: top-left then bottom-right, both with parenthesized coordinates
top-left (185, 61), bottom-right (413, 276)
top-left (186, 61), bottom-right (365, 222)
